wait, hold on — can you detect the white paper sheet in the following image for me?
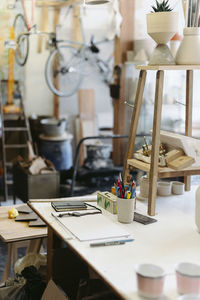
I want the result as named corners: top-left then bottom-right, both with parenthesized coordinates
top-left (52, 213), bottom-right (130, 242)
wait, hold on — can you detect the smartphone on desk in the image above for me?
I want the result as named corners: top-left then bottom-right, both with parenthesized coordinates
top-left (51, 201), bottom-right (87, 212)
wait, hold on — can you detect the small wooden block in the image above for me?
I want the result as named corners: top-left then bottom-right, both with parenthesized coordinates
top-left (168, 155), bottom-right (195, 170)
top-left (165, 149), bottom-right (184, 164)
top-left (17, 205), bottom-right (33, 214)
top-left (15, 213), bottom-right (38, 222)
top-left (29, 219), bottom-right (47, 227)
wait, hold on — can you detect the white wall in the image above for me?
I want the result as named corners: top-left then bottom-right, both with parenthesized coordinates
top-left (24, 3), bottom-right (116, 142)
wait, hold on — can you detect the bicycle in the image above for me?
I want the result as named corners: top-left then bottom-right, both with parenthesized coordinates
top-left (45, 5), bottom-right (113, 97)
top-left (13, 0), bottom-right (51, 66)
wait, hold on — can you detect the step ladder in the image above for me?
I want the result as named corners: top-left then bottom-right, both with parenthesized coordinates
top-left (0, 80), bottom-right (33, 203)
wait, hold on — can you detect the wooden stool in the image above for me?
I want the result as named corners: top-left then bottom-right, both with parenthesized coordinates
top-left (0, 205), bottom-right (47, 282)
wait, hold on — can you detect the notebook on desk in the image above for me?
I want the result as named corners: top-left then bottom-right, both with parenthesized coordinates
top-left (51, 201), bottom-right (87, 212)
top-left (52, 212), bottom-right (130, 242)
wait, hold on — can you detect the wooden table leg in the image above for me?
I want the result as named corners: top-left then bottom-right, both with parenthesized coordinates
top-left (148, 70), bottom-right (164, 216)
top-left (47, 226), bottom-right (62, 282)
top-left (1, 243), bottom-right (13, 282)
top-left (26, 238), bottom-right (43, 254)
top-left (123, 70), bottom-right (147, 181)
top-left (185, 70), bottom-right (193, 191)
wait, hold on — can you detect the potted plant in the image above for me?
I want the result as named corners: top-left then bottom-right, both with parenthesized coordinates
top-left (146, 0), bottom-right (179, 65)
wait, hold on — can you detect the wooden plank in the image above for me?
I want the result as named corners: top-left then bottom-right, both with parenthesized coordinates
top-left (165, 149), bottom-right (184, 164)
top-left (148, 70), bottom-right (164, 216)
top-left (72, 2), bottom-right (82, 46)
top-left (127, 158), bottom-right (200, 177)
top-left (136, 65), bottom-right (200, 71)
top-left (113, 0), bottom-right (135, 165)
top-left (168, 155), bottom-right (195, 170)
top-left (53, 7), bottom-right (60, 119)
top-left (185, 70), bottom-right (193, 190)
top-left (37, 6), bottom-right (49, 53)
top-left (77, 89), bottom-right (95, 166)
top-left (122, 70), bottom-right (146, 180)
top-left (78, 90), bottom-right (95, 120)
top-left (36, 0), bottom-right (75, 7)
top-left (128, 158), bottom-right (150, 172)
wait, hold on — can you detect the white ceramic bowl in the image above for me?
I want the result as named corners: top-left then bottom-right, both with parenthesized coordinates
top-left (135, 263), bottom-right (165, 298)
top-left (172, 181), bottom-right (185, 195)
top-left (176, 262), bottom-right (200, 295)
top-left (157, 181), bottom-right (172, 196)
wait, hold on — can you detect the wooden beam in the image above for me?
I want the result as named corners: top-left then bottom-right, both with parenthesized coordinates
top-left (184, 70), bottom-right (193, 191)
top-left (148, 70), bottom-right (164, 216)
top-left (53, 7), bottom-right (60, 119)
top-left (72, 2), bottom-right (83, 45)
top-left (113, 0), bottom-right (135, 166)
top-left (122, 70), bottom-right (146, 180)
top-left (36, 0), bottom-right (76, 7)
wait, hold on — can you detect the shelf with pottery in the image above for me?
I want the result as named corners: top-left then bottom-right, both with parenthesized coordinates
top-left (127, 159), bottom-right (200, 178)
top-left (122, 64), bottom-right (198, 217)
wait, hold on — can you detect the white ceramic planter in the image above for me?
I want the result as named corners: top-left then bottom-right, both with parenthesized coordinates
top-left (176, 27), bottom-right (200, 64)
top-left (146, 11), bottom-right (178, 44)
top-left (146, 11), bottom-right (178, 65)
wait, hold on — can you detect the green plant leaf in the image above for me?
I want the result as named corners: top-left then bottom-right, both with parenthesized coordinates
top-left (151, 0), bottom-right (172, 12)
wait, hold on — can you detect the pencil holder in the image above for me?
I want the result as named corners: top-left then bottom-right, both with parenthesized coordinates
top-left (117, 197), bottom-right (134, 223)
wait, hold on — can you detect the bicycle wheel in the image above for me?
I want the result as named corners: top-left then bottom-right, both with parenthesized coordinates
top-left (13, 14), bottom-right (29, 66)
top-left (45, 45), bottom-right (83, 97)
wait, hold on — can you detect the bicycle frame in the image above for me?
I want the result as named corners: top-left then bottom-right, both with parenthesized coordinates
top-left (20, 0), bottom-right (35, 31)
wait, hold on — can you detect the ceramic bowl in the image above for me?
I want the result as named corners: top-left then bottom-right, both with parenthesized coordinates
top-left (176, 262), bottom-right (200, 295)
top-left (157, 181), bottom-right (172, 196)
top-left (172, 181), bottom-right (185, 195)
top-left (135, 263), bottom-right (165, 298)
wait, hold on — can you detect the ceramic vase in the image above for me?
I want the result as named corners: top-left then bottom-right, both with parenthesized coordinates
top-left (146, 11), bottom-right (179, 65)
top-left (176, 27), bottom-right (200, 64)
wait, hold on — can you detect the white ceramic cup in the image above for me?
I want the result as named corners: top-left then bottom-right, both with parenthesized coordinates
top-left (117, 197), bottom-right (134, 223)
top-left (176, 262), bottom-right (200, 295)
top-left (178, 295), bottom-right (200, 300)
top-left (172, 181), bottom-right (185, 195)
top-left (157, 181), bottom-right (172, 196)
top-left (135, 263), bottom-right (165, 298)
top-left (139, 175), bottom-right (149, 198)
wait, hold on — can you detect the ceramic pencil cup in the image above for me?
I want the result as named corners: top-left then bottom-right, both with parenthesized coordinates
top-left (176, 262), bottom-right (200, 295)
top-left (135, 263), bottom-right (166, 299)
top-left (117, 197), bottom-right (134, 223)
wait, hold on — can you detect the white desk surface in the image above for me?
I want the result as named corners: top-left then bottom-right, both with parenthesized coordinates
top-left (29, 186), bottom-right (200, 300)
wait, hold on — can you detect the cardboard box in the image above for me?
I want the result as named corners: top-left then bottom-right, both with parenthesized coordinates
top-left (97, 192), bottom-right (117, 214)
top-left (13, 164), bottom-right (60, 202)
top-left (42, 279), bottom-right (69, 300)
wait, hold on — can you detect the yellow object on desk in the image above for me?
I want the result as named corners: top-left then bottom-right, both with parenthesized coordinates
top-left (8, 207), bottom-right (19, 219)
top-left (97, 192), bottom-right (117, 214)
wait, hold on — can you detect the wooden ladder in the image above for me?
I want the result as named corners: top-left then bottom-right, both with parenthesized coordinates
top-left (0, 80), bottom-right (33, 203)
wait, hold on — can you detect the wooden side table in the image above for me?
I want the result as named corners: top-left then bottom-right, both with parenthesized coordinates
top-left (0, 205), bottom-right (47, 282)
top-left (123, 65), bottom-right (200, 216)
